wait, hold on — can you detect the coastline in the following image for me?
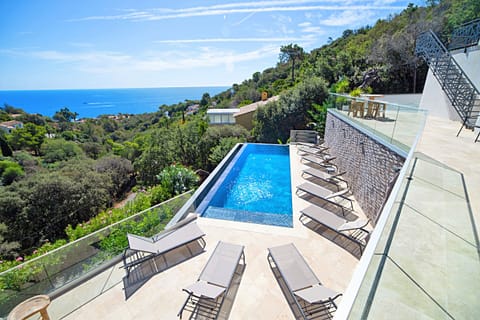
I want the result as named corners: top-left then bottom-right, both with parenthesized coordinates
top-left (0, 86), bottom-right (229, 119)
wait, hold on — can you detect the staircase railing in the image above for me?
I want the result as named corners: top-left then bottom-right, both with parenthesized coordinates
top-left (448, 18), bottom-right (480, 51)
top-left (415, 30), bottom-right (480, 135)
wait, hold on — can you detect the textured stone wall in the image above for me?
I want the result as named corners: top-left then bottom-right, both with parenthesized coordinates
top-left (324, 111), bottom-right (405, 225)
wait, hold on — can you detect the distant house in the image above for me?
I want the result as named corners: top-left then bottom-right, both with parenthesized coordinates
top-left (234, 96), bottom-right (279, 130)
top-left (0, 120), bottom-right (24, 133)
top-left (186, 104), bottom-right (200, 116)
top-left (207, 108), bottom-right (240, 125)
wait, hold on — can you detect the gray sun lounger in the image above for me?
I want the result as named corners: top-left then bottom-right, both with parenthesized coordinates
top-left (122, 214), bottom-right (206, 277)
top-left (301, 154), bottom-right (337, 169)
top-left (296, 182), bottom-right (353, 215)
top-left (178, 241), bottom-right (245, 319)
top-left (297, 144), bottom-right (330, 156)
top-left (267, 243), bottom-right (342, 319)
top-left (300, 205), bottom-right (370, 254)
top-left (302, 167), bottom-right (348, 191)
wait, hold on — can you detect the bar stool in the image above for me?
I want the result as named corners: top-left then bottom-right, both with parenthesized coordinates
top-left (7, 295), bottom-right (51, 320)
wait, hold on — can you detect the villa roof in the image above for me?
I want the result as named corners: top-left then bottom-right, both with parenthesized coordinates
top-left (234, 96), bottom-right (279, 117)
top-left (206, 108), bottom-right (240, 114)
top-left (0, 120), bottom-right (23, 128)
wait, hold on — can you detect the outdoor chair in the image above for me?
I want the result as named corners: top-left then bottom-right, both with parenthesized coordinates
top-left (122, 214), bottom-right (206, 277)
top-left (347, 101), bottom-right (364, 118)
top-left (300, 205), bottom-right (370, 254)
top-left (302, 167), bottom-right (348, 191)
top-left (267, 243), bottom-right (342, 319)
top-left (178, 241), bottom-right (245, 319)
top-left (296, 182), bottom-right (353, 216)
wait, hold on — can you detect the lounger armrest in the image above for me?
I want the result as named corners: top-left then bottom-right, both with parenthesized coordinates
top-left (325, 188), bottom-right (349, 199)
top-left (338, 219), bottom-right (370, 232)
top-left (331, 171), bottom-right (346, 178)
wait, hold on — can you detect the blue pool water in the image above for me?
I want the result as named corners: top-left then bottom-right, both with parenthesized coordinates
top-left (199, 143), bottom-right (292, 227)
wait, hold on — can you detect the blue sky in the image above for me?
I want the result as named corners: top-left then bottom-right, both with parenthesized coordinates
top-left (0, 0), bottom-right (423, 90)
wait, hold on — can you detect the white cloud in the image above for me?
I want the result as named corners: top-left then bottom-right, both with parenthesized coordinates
top-left (298, 22), bottom-right (312, 27)
top-left (70, 1), bottom-right (404, 22)
top-left (4, 45), bottom-right (280, 75)
top-left (231, 11), bottom-right (256, 26)
top-left (321, 9), bottom-right (374, 26)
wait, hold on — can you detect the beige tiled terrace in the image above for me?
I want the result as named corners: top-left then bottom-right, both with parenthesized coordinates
top-left (50, 145), bottom-right (365, 320)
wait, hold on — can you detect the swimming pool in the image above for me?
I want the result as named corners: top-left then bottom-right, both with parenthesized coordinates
top-left (198, 143), bottom-right (293, 227)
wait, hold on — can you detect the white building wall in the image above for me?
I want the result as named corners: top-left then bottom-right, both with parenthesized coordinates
top-left (419, 45), bottom-right (480, 122)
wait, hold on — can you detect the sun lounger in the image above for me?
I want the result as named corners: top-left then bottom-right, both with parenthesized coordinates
top-left (267, 243), bottom-right (341, 319)
top-left (301, 154), bottom-right (337, 169)
top-left (300, 205), bottom-right (370, 254)
top-left (122, 214), bottom-right (206, 277)
top-left (296, 182), bottom-right (353, 215)
top-left (178, 241), bottom-right (245, 319)
top-left (302, 167), bottom-right (348, 190)
top-left (297, 144), bottom-right (330, 157)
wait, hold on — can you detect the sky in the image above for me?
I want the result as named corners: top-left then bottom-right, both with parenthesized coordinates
top-left (0, 0), bottom-right (424, 90)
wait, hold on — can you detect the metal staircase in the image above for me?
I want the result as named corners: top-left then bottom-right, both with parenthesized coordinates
top-left (415, 29), bottom-right (480, 135)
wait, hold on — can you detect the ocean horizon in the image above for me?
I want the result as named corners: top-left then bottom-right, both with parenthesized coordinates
top-left (0, 86), bottom-right (230, 119)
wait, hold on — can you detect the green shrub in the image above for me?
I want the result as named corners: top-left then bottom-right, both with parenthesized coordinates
top-left (208, 137), bottom-right (243, 166)
top-left (150, 185), bottom-right (171, 205)
top-left (156, 164), bottom-right (199, 196)
top-left (0, 160), bottom-right (24, 185)
top-left (40, 139), bottom-right (84, 163)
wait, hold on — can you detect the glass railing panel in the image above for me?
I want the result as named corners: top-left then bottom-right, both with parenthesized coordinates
top-left (391, 107), bottom-right (428, 150)
top-left (329, 94), bottom-right (427, 152)
top-left (0, 191), bottom-right (192, 318)
top-left (346, 153), bottom-right (480, 319)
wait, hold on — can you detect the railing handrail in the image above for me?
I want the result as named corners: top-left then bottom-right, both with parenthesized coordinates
top-left (0, 191), bottom-right (193, 277)
top-left (449, 18), bottom-right (480, 50)
top-left (330, 93), bottom-right (427, 112)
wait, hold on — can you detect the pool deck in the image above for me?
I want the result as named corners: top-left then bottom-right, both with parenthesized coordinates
top-left (51, 145), bottom-right (366, 320)
top-left (46, 115), bottom-right (480, 319)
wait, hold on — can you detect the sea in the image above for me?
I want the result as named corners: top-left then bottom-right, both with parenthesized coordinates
top-left (0, 87), bottom-right (229, 119)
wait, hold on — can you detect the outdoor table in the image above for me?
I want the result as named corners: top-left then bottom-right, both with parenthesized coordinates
top-left (7, 295), bottom-right (51, 320)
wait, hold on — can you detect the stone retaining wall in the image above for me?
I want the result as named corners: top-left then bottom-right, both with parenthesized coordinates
top-left (324, 111), bottom-right (405, 225)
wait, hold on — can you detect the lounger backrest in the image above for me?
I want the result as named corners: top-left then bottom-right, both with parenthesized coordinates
top-left (199, 241), bottom-right (245, 288)
top-left (127, 233), bottom-right (158, 253)
top-left (297, 182), bottom-right (331, 198)
top-left (127, 220), bottom-right (205, 254)
top-left (301, 205), bottom-right (345, 230)
top-left (268, 243), bottom-right (320, 292)
top-left (153, 222), bottom-right (205, 254)
top-left (153, 214), bottom-right (198, 242)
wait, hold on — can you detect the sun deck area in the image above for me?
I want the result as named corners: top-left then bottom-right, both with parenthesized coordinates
top-left (47, 145), bottom-right (366, 319)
